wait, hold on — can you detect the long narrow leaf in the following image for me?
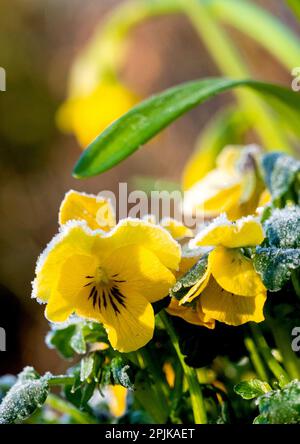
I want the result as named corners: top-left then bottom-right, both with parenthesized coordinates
top-left (73, 78), bottom-right (300, 178)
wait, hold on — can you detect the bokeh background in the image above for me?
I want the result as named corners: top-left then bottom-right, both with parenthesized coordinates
top-left (0, 0), bottom-right (299, 376)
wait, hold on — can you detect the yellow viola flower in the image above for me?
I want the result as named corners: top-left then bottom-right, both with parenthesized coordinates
top-left (170, 215), bottom-right (267, 327)
top-left (142, 214), bottom-right (193, 240)
top-left (57, 82), bottom-right (137, 147)
top-left (167, 297), bottom-right (215, 329)
top-left (106, 385), bottom-right (127, 418)
top-left (59, 190), bottom-right (116, 231)
top-left (182, 145), bottom-right (265, 220)
top-left (32, 219), bottom-right (181, 352)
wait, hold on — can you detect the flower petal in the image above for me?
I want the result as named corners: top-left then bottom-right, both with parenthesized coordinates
top-left (167, 298), bottom-right (215, 329)
top-left (160, 217), bottom-right (193, 240)
top-left (210, 246), bottom-right (266, 297)
top-left (59, 190), bottom-right (115, 231)
top-left (200, 278), bottom-right (266, 326)
top-left (45, 253), bottom-right (98, 323)
top-left (193, 214), bottom-right (264, 248)
top-left (95, 219), bottom-right (181, 271)
top-left (33, 222), bottom-right (95, 302)
top-left (103, 245), bottom-right (176, 303)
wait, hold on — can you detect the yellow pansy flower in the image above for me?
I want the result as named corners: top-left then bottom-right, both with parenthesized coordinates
top-left (32, 219), bottom-right (181, 352)
top-left (59, 190), bottom-right (116, 231)
top-left (167, 297), bottom-right (215, 329)
top-left (142, 215), bottom-right (193, 240)
top-left (182, 145), bottom-right (264, 220)
top-left (169, 215), bottom-right (266, 327)
top-left (57, 82), bottom-right (137, 147)
top-left (106, 385), bottom-right (127, 418)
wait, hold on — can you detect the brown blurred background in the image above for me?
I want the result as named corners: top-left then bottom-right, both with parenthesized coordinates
top-left (0, 0), bottom-right (298, 376)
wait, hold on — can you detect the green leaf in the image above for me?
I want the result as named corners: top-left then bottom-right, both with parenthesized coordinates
top-left (170, 255), bottom-right (208, 300)
top-left (46, 325), bottom-right (77, 359)
top-left (80, 354), bottom-right (96, 382)
top-left (0, 367), bottom-right (49, 424)
top-left (70, 328), bottom-right (86, 355)
top-left (207, 0), bottom-right (300, 69)
top-left (261, 153), bottom-right (300, 205)
top-left (110, 357), bottom-right (136, 390)
top-left (46, 321), bottom-right (108, 359)
top-left (253, 246), bottom-right (300, 292)
top-left (264, 207), bottom-right (300, 249)
top-left (234, 379), bottom-right (271, 400)
top-left (73, 78), bottom-right (300, 178)
top-left (254, 206), bottom-right (300, 291)
top-left (254, 380), bottom-right (300, 424)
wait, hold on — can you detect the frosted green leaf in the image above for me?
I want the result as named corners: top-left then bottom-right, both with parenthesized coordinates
top-left (110, 357), bottom-right (135, 390)
top-left (0, 367), bottom-right (49, 424)
top-left (253, 247), bottom-right (300, 291)
top-left (261, 153), bottom-right (300, 204)
top-left (80, 354), bottom-right (95, 382)
top-left (170, 255), bottom-right (208, 300)
top-left (254, 380), bottom-right (300, 424)
top-left (264, 207), bottom-right (300, 248)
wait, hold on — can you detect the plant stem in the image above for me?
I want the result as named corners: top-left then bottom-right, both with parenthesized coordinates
top-left (126, 351), bottom-right (169, 423)
top-left (251, 324), bottom-right (290, 386)
top-left (267, 316), bottom-right (300, 380)
top-left (46, 394), bottom-right (98, 424)
top-left (292, 271), bottom-right (300, 300)
top-left (159, 311), bottom-right (207, 424)
top-left (47, 375), bottom-right (75, 386)
top-left (179, 0), bottom-right (292, 153)
top-left (244, 336), bottom-right (269, 382)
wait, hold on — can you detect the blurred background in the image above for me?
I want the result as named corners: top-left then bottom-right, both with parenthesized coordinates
top-left (0, 0), bottom-right (299, 376)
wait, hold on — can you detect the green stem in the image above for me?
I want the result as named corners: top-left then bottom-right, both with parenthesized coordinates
top-left (251, 324), bottom-right (290, 386)
top-left (126, 351), bottom-right (169, 423)
top-left (46, 394), bottom-right (98, 424)
top-left (159, 311), bottom-right (207, 424)
top-left (179, 0), bottom-right (292, 153)
top-left (244, 336), bottom-right (269, 382)
top-left (47, 375), bottom-right (75, 386)
top-left (267, 316), bottom-right (300, 380)
top-left (292, 271), bottom-right (300, 300)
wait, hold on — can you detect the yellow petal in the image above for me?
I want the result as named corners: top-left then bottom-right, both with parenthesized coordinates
top-left (78, 293), bottom-right (154, 353)
top-left (193, 215), bottom-right (264, 248)
top-left (57, 82), bottom-right (138, 147)
top-left (182, 148), bottom-right (217, 191)
top-left (258, 189), bottom-right (271, 207)
top-left (102, 245), bottom-right (176, 303)
top-left (216, 145), bottom-right (243, 173)
top-left (183, 169), bottom-right (242, 217)
top-left (95, 219), bottom-right (181, 272)
top-left (33, 222), bottom-right (95, 302)
top-left (210, 246), bottom-right (266, 297)
top-left (200, 278), bottom-right (266, 326)
top-left (167, 298), bottom-right (215, 329)
top-left (45, 253), bottom-right (99, 323)
top-left (59, 190), bottom-right (115, 231)
top-left (107, 385), bottom-right (127, 418)
top-left (160, 217), bottom-right (193, 240)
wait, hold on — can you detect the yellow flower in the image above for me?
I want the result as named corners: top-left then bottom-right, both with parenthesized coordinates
top-left (169, 215), bottom-right (267, 327)
top-left (142, 214), bottom-right (193, 240)
top-left (106, 385), bottom-right (127, 418)
top-left (182, 145), bottom-right (265, 220)
top-left (57, 82), bottom-right (137, 147)
top-left (167, 297), bottom-right (215, 329)
top-left (59, 190), bottom-right (116, 231)
top-left (32, 219), bottom-right (181, 352)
